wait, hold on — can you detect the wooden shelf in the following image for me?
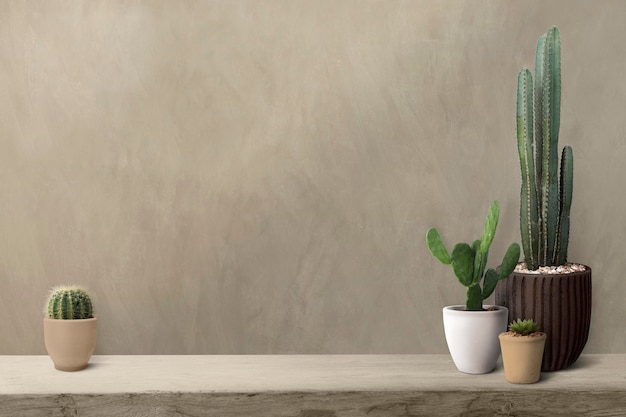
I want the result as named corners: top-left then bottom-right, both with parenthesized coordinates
top-left (1, 354), bottom-right (625, 416)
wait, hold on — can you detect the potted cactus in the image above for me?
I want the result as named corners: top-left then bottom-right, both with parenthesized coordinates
top-left (43, 285), bottom-right (97, 371)
top-left (495, 26), bottom-right (592, 372)
top-left (426, 200), bottom-right (520, 374)
top-left (499, 319), bottom-right (546, 384)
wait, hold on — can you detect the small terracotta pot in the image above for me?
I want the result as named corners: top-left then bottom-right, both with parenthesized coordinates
top-left (43, 317), bottom-right (97, 371)
top-left (499, 332), bottom-right (546, 384)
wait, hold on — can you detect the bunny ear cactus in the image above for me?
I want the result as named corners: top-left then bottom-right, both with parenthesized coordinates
top-left (45, 286), bottom-right (94, 320)
top-left (517, 26), bottom-right (573, 270)
top-left (426, 201), bottom-right (521, 311)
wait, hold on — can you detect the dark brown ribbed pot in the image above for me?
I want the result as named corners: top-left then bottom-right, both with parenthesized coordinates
top-left (494, 265), bottom-right (591, 372)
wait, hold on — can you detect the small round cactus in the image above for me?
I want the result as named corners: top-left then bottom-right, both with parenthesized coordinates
top-left (508, 319), bottom-right (539, 336)
top-left (45, 286), bottom-right (94, 320)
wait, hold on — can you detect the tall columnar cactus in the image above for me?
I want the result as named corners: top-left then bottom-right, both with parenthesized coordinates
top-left (46, 286), bottom-right (94, 320)
top-left (426, 201), bottom-right (521, 311)
top-left (517, 27), bottom-right (573, 270)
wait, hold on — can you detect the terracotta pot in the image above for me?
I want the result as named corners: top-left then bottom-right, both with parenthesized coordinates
top-left (43, 317), bottom-right (97, 371)
top-left (442, 305), bottom-right (508, 374)
top-left (499, 332), bottom-right (546, 384)
top-left (495, 265), bottom-right (591, 371)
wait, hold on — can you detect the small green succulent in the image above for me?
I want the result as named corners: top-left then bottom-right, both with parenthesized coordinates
top-left (508, 319), bottom-right (539, 336)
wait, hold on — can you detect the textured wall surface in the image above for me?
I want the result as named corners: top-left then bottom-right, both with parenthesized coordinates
top-left (1, 1), bottom-right (624, 354)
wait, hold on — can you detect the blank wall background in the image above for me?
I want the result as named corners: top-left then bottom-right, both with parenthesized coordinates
top-left (1, 1), bottom-right (625, 354)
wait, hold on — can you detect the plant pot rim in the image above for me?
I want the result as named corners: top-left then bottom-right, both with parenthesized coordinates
top-left (512, 263), bottom-right (591, 277)
top-left (499, 332), bottom-right (547, 340)
top-left (43, 317), bottom-right (98, 322)
top-left (443, 305), bottom-right (507, 314)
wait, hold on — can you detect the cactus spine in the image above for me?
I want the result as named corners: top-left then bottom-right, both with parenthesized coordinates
top-left (517, 27), bottom-right (573, 270)
top-left (46, 286), bottom-right (94, 320)
top-left (426, 201), bottom-right (521, 311)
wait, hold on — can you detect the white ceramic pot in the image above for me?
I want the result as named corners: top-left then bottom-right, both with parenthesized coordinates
top-left (442, 305), bottom-right (508, 374)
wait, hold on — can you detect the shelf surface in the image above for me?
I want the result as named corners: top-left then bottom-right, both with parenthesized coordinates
top-left (2, 354), bottom-right (626, 417)
top-left (1, 354), bottom-right (625, 394)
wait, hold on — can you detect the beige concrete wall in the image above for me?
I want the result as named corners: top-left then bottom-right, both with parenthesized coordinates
top-left (0, 1), bottom-right (624, 354)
